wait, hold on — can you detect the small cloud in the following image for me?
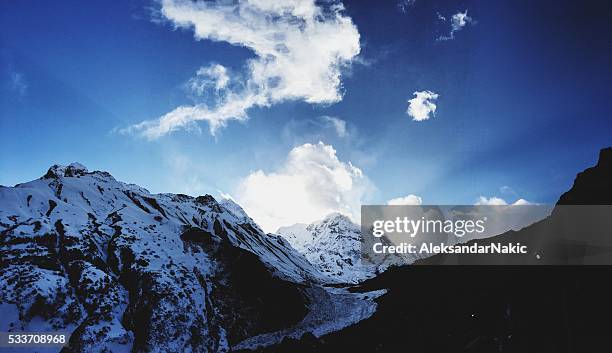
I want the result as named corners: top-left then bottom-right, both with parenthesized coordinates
top-left (406, 90), bottom-right (439, 121)
top-left (512, 198), bottom-right (533, 206)
top-left (387, 194), bottom-right (423, 205)
top-left (475, 196), bottom-right (533, 206)
top-left (437, 10), bottom-right (475, 41)
top-left (397, 0), bottom-right (416, 13)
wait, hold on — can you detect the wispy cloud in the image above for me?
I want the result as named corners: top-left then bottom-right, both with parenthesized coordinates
top-left (281, 115), bottom-right (355, 146)
top-left (397, 0), bottom-right (416, 13)
top-left (437, 10), bottom-right (475, 41)
top-left (161, 150), bottom-right (211, 196)
top-left (6, 68), bottom-right (27, 97)
top-left (499, 185), bottom-right (519, 198)
top-left (319, 116), bottom-right (348, 138)
top-left (406, 90), bottom-right (439, 121)
top-left (122, 0), bottom-right (361, 139)
top-left (235, 142), bottom-right (373, 232)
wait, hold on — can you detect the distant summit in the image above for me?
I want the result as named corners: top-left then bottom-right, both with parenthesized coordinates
top-left (277, 213), bottom-right (377, 283)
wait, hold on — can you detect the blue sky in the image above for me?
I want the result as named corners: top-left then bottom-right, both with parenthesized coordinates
top-left (1, 0), bottom-right (611, 231)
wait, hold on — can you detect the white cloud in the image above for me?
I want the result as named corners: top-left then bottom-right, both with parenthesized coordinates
top-left (407, 90), bottom-right (439, 121)
top-left (475, 196), bottom-right (533, 206)
top-left (437, 10), bottom-right (474, 41)
top-left (124, 0), bottom-right (361, 139)
top-left (235, 142), bottom-right (373, 232)
top-left (387, 194), bottom-right (423, 205)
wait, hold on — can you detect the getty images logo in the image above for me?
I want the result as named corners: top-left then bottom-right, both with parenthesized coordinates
top-left (372, 216), bottom-right (487, 238)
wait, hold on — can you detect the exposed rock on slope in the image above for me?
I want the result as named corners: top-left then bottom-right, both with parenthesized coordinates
top-left (0, 163), bottom-right (328, 352)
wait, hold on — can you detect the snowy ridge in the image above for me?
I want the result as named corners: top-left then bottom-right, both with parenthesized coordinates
top-left (277, 213), bottom-right (378, 284)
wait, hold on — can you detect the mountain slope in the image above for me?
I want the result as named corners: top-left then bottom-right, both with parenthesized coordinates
top-left (0, 163), bottom-right (328, 352)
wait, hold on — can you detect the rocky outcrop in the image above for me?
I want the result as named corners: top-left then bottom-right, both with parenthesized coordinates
top-left (557, 147), bottom-right (612, 205)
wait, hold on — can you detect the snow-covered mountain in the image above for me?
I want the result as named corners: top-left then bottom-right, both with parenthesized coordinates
top-left (0, 164), bottom-right (382, 352)
top-left (277, 213), bottom-right (377, 284)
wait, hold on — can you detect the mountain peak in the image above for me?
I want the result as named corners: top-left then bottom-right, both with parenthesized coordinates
top-left (597, 147), bottom-right (612, 168)
top-left (277, 213), bottom-right (373, 284)
top-left (557, 146), bottom-right (612, 205)
top-left (195, 194), bottom-right (222, 212)
top-left (219, 197), bottom-right (257, 225)
top-left (42, 162), bottom-right (89, 179)
top-left (321, 212), bottom-right (353, 224)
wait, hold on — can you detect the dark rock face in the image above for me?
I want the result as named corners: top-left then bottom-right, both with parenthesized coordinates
top-left (196, 194), bottom-right (222, 213)
top-left (210, 243), bottom-right (308, 344)
top-left (0, 164), bottom-right (321, 352)
top-left (557, 147), bottom-right (612, 205)
top-left (246, 147), bottom-right (612, 353)
top-left (42, 163), bottom-right (90, 180)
